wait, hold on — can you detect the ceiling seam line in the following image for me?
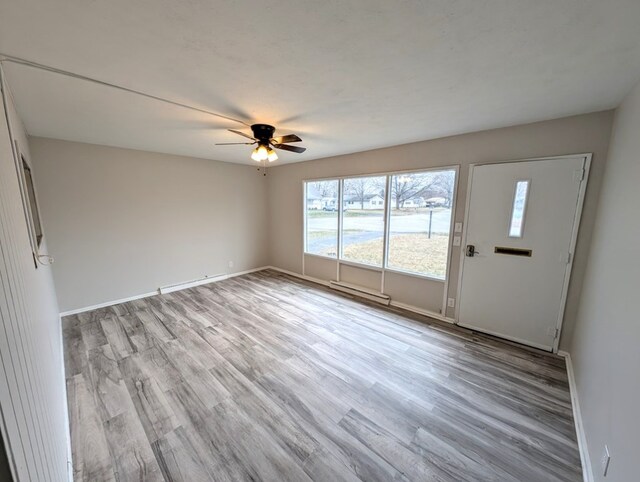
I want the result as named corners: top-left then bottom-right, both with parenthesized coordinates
top-left (0, 52), bottom-right (249, 126)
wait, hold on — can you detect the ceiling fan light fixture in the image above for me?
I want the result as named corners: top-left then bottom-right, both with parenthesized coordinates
top-left (219, 124), bottom-right (306, 162)
top-left (251, 145), bottom-right (269, 162)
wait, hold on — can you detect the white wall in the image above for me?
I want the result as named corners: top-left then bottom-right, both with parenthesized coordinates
top-left (29, 138), bottom-right (269, 312)
top-left (569, 80), bottom-right (640, 481)
top-left (0, 69), bottom-right (69, 480)
top-left (267, 111), bottom-right (614, 349)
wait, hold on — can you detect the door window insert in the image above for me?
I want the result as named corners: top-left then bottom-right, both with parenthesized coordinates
top-left (508, 180), bottom-right (530, 238)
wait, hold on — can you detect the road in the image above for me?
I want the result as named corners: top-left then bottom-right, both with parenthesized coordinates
top-left (306, 209), bottom-right (451, 253)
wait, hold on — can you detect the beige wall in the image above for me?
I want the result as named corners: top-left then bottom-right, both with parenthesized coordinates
top-left (569, 81), bottom-right (640, 481)
top-left (267, 111), bottom-right (614, 349)
top-left (0, 71), bottom-right (69, 480)
top-left (27, 111), bottom-right (614, 350)
top-left (30, 138), bottom-right (269, 312)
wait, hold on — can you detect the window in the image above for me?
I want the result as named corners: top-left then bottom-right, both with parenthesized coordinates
top-left (303, 167), bottom-right (457, 280)
top-left (304, 180), bottom-right (339, 257)
top-left (509, 180), bottom-right (530, 238)
top-left (387, 169), bottom-right (456, 279)
top-left (21, 157), bottom-right (43, 248)
top-left (341, 176), bottom-right (386, 266)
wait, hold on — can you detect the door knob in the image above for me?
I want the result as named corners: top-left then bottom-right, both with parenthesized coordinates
top-left (466, 245), bottom-right (478, 257)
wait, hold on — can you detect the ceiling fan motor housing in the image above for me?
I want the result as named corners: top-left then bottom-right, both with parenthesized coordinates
top-left (217, 124), bottom-right (305, 155)
top-left (251, 124), bottom-right (276, 144)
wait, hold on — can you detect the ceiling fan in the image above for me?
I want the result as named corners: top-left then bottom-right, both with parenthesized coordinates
top-left (216, 124), bottom-right (306, 162)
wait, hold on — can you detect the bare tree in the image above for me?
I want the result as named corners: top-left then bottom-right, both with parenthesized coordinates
top-left (390, 174), bottom-right (436, 209)
top-left (311, 180), bottom-right (337, 198)
top-left (434, 172), bottom-right (455, 206)
top-left (391, 176), bottom-right (413, 209)
top-left (345, 178), bottom-right (373, 209)
top-left (416, 171), bottom-right (456, 206)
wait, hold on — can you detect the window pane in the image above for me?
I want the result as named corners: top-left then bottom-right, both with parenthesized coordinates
top-left (305, 180), bottom-right (339, 257)
top-left (341, 176), bottom-right (387, 266)
top-left (387, 170), bottom-right (456, 279)
top-left (509, 180), bottom-right (530, 238)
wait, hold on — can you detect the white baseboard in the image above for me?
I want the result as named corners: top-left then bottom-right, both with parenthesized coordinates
top-left (558, 350), bottom-right (593, 482)
top-left (266, 265), bottom-right (331, 287)
top-left (60, 290), bottom-right (158, 316)
top-left (60, 266), bottom-right (270, 316)
top-left (267, 265), bottom-right (454, 324)
top-left (158, 273), bottom-right (227, 294)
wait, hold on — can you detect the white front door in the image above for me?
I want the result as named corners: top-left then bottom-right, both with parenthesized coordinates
top-left (457, 156), bottom-right (589, 351)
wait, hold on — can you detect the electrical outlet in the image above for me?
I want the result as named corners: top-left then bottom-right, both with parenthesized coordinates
top-left (447, 298), bottom-right (455, 308)
top-left (601, 444), bottom-right (610, 477)
top-left (228, 261), bottom-right (234, 268)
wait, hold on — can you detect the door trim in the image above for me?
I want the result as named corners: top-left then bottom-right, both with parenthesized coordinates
top-left (454, 153), bottom-right (592, 353)
top-left (553, 154), bottom-right (591, 352)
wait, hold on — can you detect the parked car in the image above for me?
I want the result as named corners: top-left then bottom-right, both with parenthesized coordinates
top-left (425, 197), bottom-right (446, 208)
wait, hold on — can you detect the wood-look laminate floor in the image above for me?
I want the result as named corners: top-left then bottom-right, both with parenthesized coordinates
top-left (63, 269), bottom-right (582, 481)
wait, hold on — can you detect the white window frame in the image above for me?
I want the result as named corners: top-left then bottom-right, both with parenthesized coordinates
top-left (302, 165), bottom-right (460, 283)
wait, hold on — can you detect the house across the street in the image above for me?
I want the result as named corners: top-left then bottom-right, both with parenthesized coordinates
top-left (343, 193), bottom-right (385, 210)
top-left (403, 197), bottom-right (426, 208)
top-left (425, 196), bottom-right (447, 207)
top-left (306, 185), bottom-right (337, 210)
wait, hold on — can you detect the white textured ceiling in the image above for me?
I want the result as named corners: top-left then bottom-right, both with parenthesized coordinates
top-left (1, 0), bottom-right (640, 165)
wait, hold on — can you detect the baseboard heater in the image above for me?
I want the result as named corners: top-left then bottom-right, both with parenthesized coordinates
top-left (329, 280), bottom-right (391, 306)
top-left (159, 273), bottom-right (226, 294)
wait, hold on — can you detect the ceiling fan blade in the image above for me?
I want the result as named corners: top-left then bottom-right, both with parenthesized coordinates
top-left (215, 142), bottom-right (255, 145)
top-left (228, 129), bottom-right (256, 140)
top-left (273, 143), bottom-right (306, 154)
top-left (271, 134), bottom-right (302, 144)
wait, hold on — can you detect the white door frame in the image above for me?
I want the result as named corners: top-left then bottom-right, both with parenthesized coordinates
top-left (454, 153), bottom-right (592, 353)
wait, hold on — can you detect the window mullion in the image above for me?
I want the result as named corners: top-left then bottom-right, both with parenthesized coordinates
top-left (303, 183), bottom-right (308, 254)
top-left (381, 175), bottom-right (392, 273)
top-left (337, 179), bottom-right (344, 279)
